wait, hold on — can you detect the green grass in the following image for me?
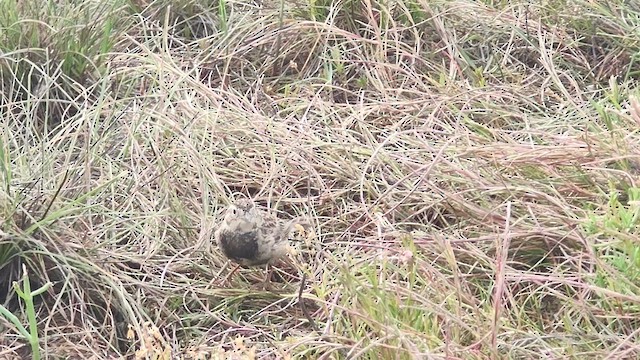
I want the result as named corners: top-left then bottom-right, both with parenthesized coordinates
top-left (0, 266), bottom-right (51, 360)
top-left (1, 0), bottom-right (640, 358)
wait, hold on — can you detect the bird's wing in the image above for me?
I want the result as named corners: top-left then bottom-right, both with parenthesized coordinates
top-left (261, 211), bottom-right (278, 227)
top-left (258, 212), bottom-right (280, 241)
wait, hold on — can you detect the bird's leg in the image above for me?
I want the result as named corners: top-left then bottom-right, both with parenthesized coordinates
top-left (216, 262), bottom-right (241, 285)
top-left (252, 263), bottom-right (276, 291)
top-left (264, 263), bottom-right (272, 286)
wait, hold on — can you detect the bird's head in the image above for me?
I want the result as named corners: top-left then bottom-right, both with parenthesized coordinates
top-left (223, 199), bottom-right (260, 231)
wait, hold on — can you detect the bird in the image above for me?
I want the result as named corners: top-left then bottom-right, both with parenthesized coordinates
top-left (214, 198), bottom-right (309, 282)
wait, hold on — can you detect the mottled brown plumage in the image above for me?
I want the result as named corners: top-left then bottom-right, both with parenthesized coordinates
top-left (214, 199), bottom-right (307, 267)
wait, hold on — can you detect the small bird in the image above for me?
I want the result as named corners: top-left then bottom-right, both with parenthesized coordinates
top-left (214, 198), bottom-right (308, 279)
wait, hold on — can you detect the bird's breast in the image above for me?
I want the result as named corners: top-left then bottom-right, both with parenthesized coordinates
top-left (217, 229), bottom-right (264, 266)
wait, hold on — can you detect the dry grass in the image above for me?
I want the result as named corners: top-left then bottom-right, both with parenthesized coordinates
top-left (1, 0), bottom-right (640, 358)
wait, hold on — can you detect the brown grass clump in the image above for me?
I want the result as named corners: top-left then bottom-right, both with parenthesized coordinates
top-left (1, 0), bottom-right (640, 358)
